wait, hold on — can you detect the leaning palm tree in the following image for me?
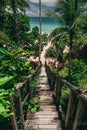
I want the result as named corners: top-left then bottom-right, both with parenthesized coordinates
top-left (47, 0), bottom-right (85, 79)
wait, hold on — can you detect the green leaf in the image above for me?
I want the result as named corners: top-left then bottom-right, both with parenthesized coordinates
top-left (0, 76), bottom-right (14, 86)
top-left (28, 105), bottom-right (32, 110)
top-left (11, 41), bottom-right (18, 48)
top-left (24, 50), bottom-right (35, 55)
top-left (0, 48), bottom-right (10, 56)
top-left (11, 48), bottom-right (23, 56)
top-left (9, 65), bottom-right (16, 71)
top-left (0, 89), bottom-right (9, 95)
top-left (34, 97), bottom-right (40, 103)
top-left (0, 103), bottom-right (5, 113)
top-left (31, 107), bottom-right (37, 114)
top-left (29, 99), bottom-right (35, 105)
top-left (35, 104), bottom-right (40, 109)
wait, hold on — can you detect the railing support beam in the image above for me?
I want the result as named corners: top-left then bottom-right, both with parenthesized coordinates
top-left (73, 99), bottom-right (87, 130)
top-left (56, 79), bottom-right (62, 110)
top-left (65, 90), bottom-right (77, 130)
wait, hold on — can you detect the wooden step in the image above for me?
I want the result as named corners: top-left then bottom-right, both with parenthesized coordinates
top-left (25, 124), bottom-right (62, 129)
top-left (25, 65), bottom-right (62, 130)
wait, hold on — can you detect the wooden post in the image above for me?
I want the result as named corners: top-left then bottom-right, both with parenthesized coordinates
top-left (65, 90), bottom-right (77, 130)
top-left (56, 79), bottom-right (62, 110)
top-left (10, 95), bottom-right (18, 130)
top-left (52, 73), bottom-right (55, 91)
top-left (25, 79), bottom-right (29, 94)
top-left (73, 99), bottom-right (87, 130)
top-left (28, 76), bottom-right (33, 98)
top-left (50, 73), bottom-right (53, 90)
top-left (48, 70), bottom-right (51, 87)
top-left (56, 79), bottom-right (58, 104)
top-left (16, 88), bottom-right (24, 128)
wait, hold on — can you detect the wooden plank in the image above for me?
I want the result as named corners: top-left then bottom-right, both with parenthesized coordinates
top-left (27, 124), bottom-right (60, 129)
top-left (27, 116), bottom-right (59, 120)
top-left (25, 127), bottom-right (62, 130)
top-left (26, 118), bottom-right (59, 122)
top-left (25, 120), bottom-right (59, 125)
top-left (40, 105), bottom-right (56, 109)
top-left (25, 65), bottom-right (62, 130)
top-left (34, 115), bottom-right (58, 118)
top-left (34, 111), bottom-right (58, 115)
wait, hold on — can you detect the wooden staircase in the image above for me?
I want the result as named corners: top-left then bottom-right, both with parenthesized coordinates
top-left (25, 65), bottom-right (62, 130)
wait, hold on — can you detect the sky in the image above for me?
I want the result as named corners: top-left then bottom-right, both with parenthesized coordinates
top-left (26, 0), bottom-right (56, 16)
top-left (30, 0), bottom-right (56, 7)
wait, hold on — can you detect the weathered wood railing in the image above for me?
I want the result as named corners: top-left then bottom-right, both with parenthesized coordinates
top-left (45, 62), bottom-right (87, 130)
top-left (10, 64), bottom-right (41, 130)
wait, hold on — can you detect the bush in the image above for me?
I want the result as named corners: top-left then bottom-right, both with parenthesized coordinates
top-left (45, 47), bottom-right (56, 58)
top-left (71, 59), bottom-right (87, 87)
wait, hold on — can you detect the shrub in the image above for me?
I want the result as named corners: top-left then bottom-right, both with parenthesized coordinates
top-left (45, 47), bottom-right (56, 58)
top-left (71, 59), bottom-right (87, 87)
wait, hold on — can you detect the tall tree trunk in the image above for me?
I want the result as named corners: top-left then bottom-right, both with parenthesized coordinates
top-left (68, 30), bottom-right (73, 81)
top-left (39, 0), bottom-right (42, 64)
top-left (11, 0), bottom-right (20, 45)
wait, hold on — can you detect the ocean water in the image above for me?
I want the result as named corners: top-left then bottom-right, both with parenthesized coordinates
top-left (30, 17), bottom-right (61, 34)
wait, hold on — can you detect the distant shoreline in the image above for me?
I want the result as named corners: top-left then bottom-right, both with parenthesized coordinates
top-left (30, 17), bottom-right (61, 34)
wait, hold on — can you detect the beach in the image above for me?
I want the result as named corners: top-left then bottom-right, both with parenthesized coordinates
top-left (30, 17), bottom-right (61, 34)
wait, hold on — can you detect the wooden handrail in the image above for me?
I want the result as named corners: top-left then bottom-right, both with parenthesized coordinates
top-left (10, 63), bottom-right (41, 130)
top-left (45, 62), bottom-right (87, 130)
top-left (79, 94), bottom-right (87, 103)
top-left (45, 62), bottom-right (86, 98)
top-left (60, 78), bottom-right (81, 95)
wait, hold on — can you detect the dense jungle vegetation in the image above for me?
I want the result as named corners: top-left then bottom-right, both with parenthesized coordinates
top-left (46, 0), bottom-right (87, 87)
top-left (0, 0), bottom-right (48, 129)
top-left (0, 0), bottom-right (87, 129)
top-left (45, 0), bottom-right (87, 116)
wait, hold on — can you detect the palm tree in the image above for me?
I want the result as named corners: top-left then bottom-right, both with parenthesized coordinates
top-left (10, 0), bottom-right (29, 45)
top-left (47, 0), bottom-right (85, 79)
top-left (0, 0), bottom-right (29, 45)
top-left (39, 0), bottom-right (42, 63)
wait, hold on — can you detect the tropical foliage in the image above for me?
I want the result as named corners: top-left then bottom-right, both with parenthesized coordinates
top-left (0, 0), bottom-right (43, 129)
top-left (46, 0), bottom-right (87, 121)
top-left (28, 97), bottom-right (40, 114)
top-left (47, 0), bottom-right (87, 79)
top-left (46, 0), bottom-right (87, 84)
top-left (0, 0), bottom-right (87, 129)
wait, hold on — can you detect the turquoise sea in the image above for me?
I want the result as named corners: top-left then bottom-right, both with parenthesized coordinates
top-left (30, 17), bottom-right (61, 34)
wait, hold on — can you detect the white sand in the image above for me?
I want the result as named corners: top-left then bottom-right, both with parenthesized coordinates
top-left (40, 41), bottom-right (51, 65)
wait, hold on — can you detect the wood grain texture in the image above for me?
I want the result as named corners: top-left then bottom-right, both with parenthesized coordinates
top-left (25, 65), bottom-right (62, 130)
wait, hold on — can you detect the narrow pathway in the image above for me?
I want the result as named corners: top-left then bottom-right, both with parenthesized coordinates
top-left (25, 65), bottom-right (62, 130)
top-left (40, 41), bottom-right (51, 65)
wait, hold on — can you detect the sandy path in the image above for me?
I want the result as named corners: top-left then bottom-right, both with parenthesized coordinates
top-left (40, 41), bottom-right (51, 65)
